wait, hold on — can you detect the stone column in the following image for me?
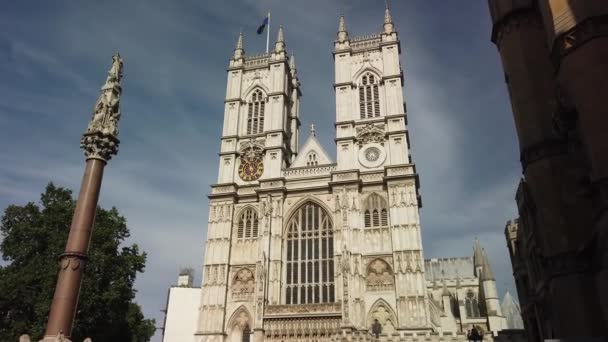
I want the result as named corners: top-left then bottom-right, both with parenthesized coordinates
top-left (537, 1), bottom-right (608, 331)
top-left (43, 54), bottom-right (124, 341)
top-left (487, 1), bottom-right (600, 338)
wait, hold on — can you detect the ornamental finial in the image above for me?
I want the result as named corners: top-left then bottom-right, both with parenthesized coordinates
top-left (383, 1), bottom-right (394, 34)
top-left (337, 14), bottom-right (349, 42)
top-left (234, 30), bottom-right (244, 59)
top-left (289, 53), bottom-right (296, 71)
top-left (274, 25), bottom-right (285, 53)
top-left (310, 123), bottom-right (316, 137)
top-left (80, 53), bottom-right (123, 162)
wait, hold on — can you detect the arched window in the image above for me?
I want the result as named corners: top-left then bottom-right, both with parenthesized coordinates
top-left (247, 90), bottom-right (265, 135)
top-left (306, 152), bottom-right (318, 166)
top-left (364, 193), bottom-right (389, 228)
top-left (237, 208), bottom-right (258, 239)
top-left (465, 290), bottom-right (480, 318)
top-left (359, 72), bottom-right (380, 119)
top-left (285, 201), bottom-right (334, 304)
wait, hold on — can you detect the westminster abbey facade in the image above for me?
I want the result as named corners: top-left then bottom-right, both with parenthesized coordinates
top-left (162, 6), bottom-right (512, 342)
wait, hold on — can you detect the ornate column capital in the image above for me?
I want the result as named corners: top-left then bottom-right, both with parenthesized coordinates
top-left (80, 53), bottom-right (124, 162)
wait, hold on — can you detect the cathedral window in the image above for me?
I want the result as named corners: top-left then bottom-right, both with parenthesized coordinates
top-left (465, 290), bottom-right (481, 318)
top-left (247, 90), bottom-right (265, 135)
top-left (359, 73), bottom-right (381, 119)
top-left (237, 208), bottom-right (259, 239)
top-left (306, 152), bottom-right (319, 166)
top-left (285, 201), bottom-right (334, 304)
top-left (364, 193), bottom-right (389, 228)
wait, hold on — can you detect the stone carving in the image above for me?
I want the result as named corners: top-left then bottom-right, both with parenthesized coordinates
top-left (387, 166), bottom-right (412, 176)
top-left (351, 36), bottom-right (381, 52)
top-left (263, 316), bottom-right (341, 340)
top-left (228, 307), bottom-right (251, 330)
top-left (212, 186), bottom-right (234, 194)
top-left (356, 123), bottom-right (386, 146)
top-left (264, 303), bottom-right (341, 315)
top-left (335, 172), bottom-right (358, 181)
top-left (239, 138), bottom-right (265, 158)
top-left (257, 252), bottom-right (267, 283)
top-left (237, 186), bottom-right (258, 195)
top-left (232, 268), bottom-right (255, 300)
top-left (366, 258), bottom-right (395, 291)
top-left (282, 165), bottom-right (336, 178)
top-left (341, 248), bottom-right (351, 274)
top-left (367, 300), bottom-right (397, 334)
top-left (81, 53), bottom-right (123, 161)
top-left (360, 172), bottom-right (383, 182)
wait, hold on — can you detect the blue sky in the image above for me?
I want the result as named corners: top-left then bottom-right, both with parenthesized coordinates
top-left (0, 1), bottom-right (521, 340)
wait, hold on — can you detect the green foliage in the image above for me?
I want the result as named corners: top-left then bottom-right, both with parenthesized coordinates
top-left (0, 183), bottom-right (156, 341)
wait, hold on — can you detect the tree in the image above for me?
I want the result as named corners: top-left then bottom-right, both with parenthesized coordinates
top-left (0, 183), bottom-right (156, 341)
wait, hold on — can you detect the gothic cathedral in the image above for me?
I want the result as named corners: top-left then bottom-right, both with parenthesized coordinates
top-left (163, 6), bottom-right (508, 342)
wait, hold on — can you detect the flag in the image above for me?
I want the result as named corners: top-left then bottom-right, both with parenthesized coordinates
top-left (257, 16), bottom-right (269, 34)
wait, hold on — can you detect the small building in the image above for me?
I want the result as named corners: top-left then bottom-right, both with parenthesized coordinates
top-left (162, 269), bottom-right (201, 342)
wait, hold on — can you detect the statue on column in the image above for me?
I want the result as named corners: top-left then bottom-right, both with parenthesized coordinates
top-left (81, 53), bottom-right (123, 161)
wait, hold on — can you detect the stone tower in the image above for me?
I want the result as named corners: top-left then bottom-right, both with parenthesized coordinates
top-left (488, 0), bottom-right (608, 340)
top-left (174, 5), bottom-right (511, 342)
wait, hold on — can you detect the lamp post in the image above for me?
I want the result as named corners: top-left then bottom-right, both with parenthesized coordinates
top-left (42, 54), bottom-right (124, 341)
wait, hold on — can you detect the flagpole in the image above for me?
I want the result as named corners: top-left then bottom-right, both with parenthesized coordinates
top-left (266, 11), bottom-right (270, 54)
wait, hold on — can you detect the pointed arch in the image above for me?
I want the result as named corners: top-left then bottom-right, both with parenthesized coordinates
top-left (282, 196), bottom-right (334, 233)
top-left (231, 268), bottom-right (255, 300)
top-left (243, 87), bottom-right (267, 135)
top-left (353, 66), bottom-right (383, 84)
top-left (465, 290), bottom-right (481, 318)
top-left (363, 193), bottom-right (389, 228)
top-left (283, 199), bottom-right (335, 305)
top-left (367, 299), bottom-right (398, 334)
top-left (242, 84), bottom-right (270, 99)
top-left (234, 205), bottom-right (259, 240)
top-left (355, 68), bottom-right (382, 119)
top-left (226, 305), bottom-right (253, 333)
top-left (306, 151), bottom-right (319, 166)
top-left (366, 258), bottom-right (395, 291)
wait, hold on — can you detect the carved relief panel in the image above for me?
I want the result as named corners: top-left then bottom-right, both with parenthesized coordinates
top-left (231, 267), bottom-right (255, 301)
top-left (366, 258), bottom-right (395, 291)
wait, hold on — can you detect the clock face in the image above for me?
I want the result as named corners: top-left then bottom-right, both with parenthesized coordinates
top-left (238, 157), bottom-right (264, 181)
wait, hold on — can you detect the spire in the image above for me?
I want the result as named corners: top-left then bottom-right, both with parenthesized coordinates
top-left (289, 53), bottom-right (297, 74)
top-left (310, 123), bottom-right (316, 137)
top-left (274, 25), bottom-right (285, 53)
top-left (233, 31), bottom-right (244, 59)
top-left (337, 14), bottom-right (349, 42)
top-left (339, 14), bottom-right (347, 31)
top-left (473, 237), bottom-right (484, 268)
top-left (384, 1), bottom-right (392, 23)
top-left (383, 1), bottom-right (395, 34)
top-left (480, 249), bottom-right (496, 281)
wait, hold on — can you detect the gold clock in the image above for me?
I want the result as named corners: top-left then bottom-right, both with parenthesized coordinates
top-left (238, 157), bottom-right (264, 181)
